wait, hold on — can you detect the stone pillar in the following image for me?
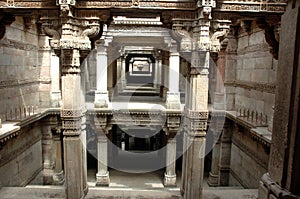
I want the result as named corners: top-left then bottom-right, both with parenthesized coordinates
top-left (52, 128), bottom-right (64, 185)
top-left (94, 116), bottom-right (110, 186)
top-left (208, 139), bottom-right (220, 186)
top-left (121, 57), bottom-right (126, 89)
top-left (182, 50), bottom-right (209, 199)
top-left (218, 121), bottom-right (232, 186)
top-left (154, 55), bottom-right (162, 91)
top-left (61, 48), bottom-right (87, 199)
top-left (166, 44), bottom-right (181, 109)
top-left (116, 58), bottom-right (122, 92)
top-left (258, 1), bottom-right (300, 198)
top-left (164, 119), bottom-right (180, 187)
top-left (94, 40), bottom-right (109, 108)
top-left (50, 52), bottom-right (61, 107)
top-left (41, 118), bottom-right (55, 185)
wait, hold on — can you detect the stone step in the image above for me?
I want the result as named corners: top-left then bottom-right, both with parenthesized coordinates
top-left (0, 186), bottom-right (258, 199)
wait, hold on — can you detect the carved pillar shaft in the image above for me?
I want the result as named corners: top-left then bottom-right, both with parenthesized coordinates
top-left (183, 49), bottom-right (209, 199)
top-left (164, 134), bottom-right (177, 187)
top-left (42, 123), bottom-right (54, 185)
top-left (166, 49), bottom-right (181, 109)
top-left (61, 47), bottom-right (86, 199)
top-left (94, 41), bottom-right (109, 108)
top-left (53, 129), bottom-right (64, 185)
top-left (208, 139), bottom-right (220, 186)
top-left (218, 121), bottom-right (232, 186)
top-left (50, 52), bottom-right (61, 107)
top-left (96, 133), bottom-right (110, 186)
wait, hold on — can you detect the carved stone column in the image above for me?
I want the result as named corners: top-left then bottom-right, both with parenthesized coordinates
top-left (50, 52), bottom-right (61, 107)
top-left (208, 138), bottom-right (220, 186)
top-left (41, 117), bottom-right (56, 185)
top-left (182, 51), bottom-right (209, 199)
top-left (154, 52), bottom-right (162, 92)
top-left (94, 39), bottom-right (110, 108)
top-left (258, 1), bottom-right (300, 198)
top-left (166, 42), bottom-right (181, 109)
top-left (52, 127), bottom-right (64, 185)
top-left (164, 116), bottom-right (180, 187)
top-left (94, 115), bottom-right (111, 186)
top-left (218, 120), bottom-right (232, 186)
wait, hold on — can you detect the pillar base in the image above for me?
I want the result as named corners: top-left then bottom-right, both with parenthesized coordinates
top-left (164, 173), bottom-right (176, 187)
top-left (166, 92), bottom-right (181, 109)
top-left (207, 172), bottom-right (219, 187)
top-left (94, 91), bottom-right (109, 108)
top-left (95, 172), bottom-right (110, 186)
top-left (258, 173), bottom-right (298, 199)
top-left (53, 171), bottom-right (65, 185)
top-left (43, 169), bottom-right (54, 185)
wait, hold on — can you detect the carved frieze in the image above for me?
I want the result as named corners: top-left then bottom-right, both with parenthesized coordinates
top-left (224, 80), bottom-right (276, 94)
top-left (0, 12), bottom-right (15, 40)
top-left (214, 0), bottom-right (287, 13)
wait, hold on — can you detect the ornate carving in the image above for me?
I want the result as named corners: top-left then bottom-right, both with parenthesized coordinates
top-left (61, 109), bottom-right (82, 118)
top-left (132, 0), bottom-right (139, 7)
top-left (256, 18), bottom-right (280, 59)
top-left (81, 22), bottom-right (100, 39)
top-left (43, 25), bottom-right (61, 40)
top-left (210, 20), bottom-right (231, 52)
top-left (224, 80), bottom-right (276, 93)
top-left (0, 12), bottom-right (15, 40)
top-left (214, 1), bottom-right (287, 13)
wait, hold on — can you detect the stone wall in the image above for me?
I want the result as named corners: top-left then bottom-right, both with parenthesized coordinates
top-left (0, 122), bottom-right (43, 186)
top-left (222, 21), bottom-right (277, 188)
top-left (231, 21), bottom-right (277, 130)
top-left (0, 16), bottom-right (52, 122)
top-left (228, 123), bottom-right (269, 188)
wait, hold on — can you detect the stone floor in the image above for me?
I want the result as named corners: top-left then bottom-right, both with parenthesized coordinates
top-left (0, 170), bottom-right (258, 199)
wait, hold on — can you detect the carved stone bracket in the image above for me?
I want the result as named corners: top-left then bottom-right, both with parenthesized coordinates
top-left (171, 24), bottom-right (193, 52)
top-left (0, 12), bottom-right (15, 40)
top-left (94, 115), bottom-right (111, 135)
top-left (210, 20), bottom-right (231, 52)
top-left (256, 17), bottom-right (280, 59)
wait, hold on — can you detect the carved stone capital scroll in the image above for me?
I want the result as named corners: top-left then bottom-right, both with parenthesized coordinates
top-left (210, 20), bottom-right (231, 52)
top-left (0, 12), bottom-right (15, 40)
top-left (94, 115), bottom-right (111, 135)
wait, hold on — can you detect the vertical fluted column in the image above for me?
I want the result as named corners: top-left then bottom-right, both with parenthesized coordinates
top-left (52, 128), bottom-right (64, 185)
top-left (94, 40), bottom-right (109, 108)
top-left (61, 48), bottom-right (86, 199)
top-left (207, 138), bottom-right (220, 186)
top-left (164, 119), bottom-right (180, 187)
top-left (183, 50), bottom-right (209, 199)
top-left (94, 116), bottom-right (110, 186)
top-left (50, 52), bottom-right (62, 107)
top-left (166, 44), bottom-right (181, 109)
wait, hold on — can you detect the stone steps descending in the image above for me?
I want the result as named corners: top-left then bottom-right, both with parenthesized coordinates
top-left (0, 186), bottom-right (258, 199)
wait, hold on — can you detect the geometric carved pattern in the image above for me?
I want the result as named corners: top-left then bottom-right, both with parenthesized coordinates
top-left (62, 120), bottom-right (81, 130)
top-left (224, 80), bottom-right (276, 94)
top-left (187, 110), bottom-right (208, 119)
top-left (61, 109), bottom-right (82, 118)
